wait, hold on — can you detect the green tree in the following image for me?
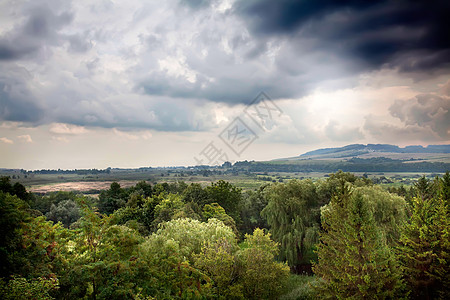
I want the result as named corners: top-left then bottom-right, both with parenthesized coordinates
top-left (33, 191), bottom-right (85, 215)
top-left (58, 202), bottom-right (144, 299)
top-left (414, 175), bottom-right (432, 201)
top-left (440, 171), bottom-right (450, 205)
top-left (194, 238), bottom-right (243, 299)
top-left (137, 234), bottom-right (212, 299)
top-left (46, 199), bottom-right (81, 228)
top-left (183, 183), bottom-right (209, 207)
top-left (313, 186), bottom-right (404, 299)
top-left (111, 197), bottom-right (158, 235)
top-left (152, 218), bottom-right (236, 263)
top-left (135, 218), bottom-right (236, 298)
top-left (205, 180), bottom-right (242, 223)
top-left (152, 193), bottom-right (200, 229)
top-left (0, 177), bottom-right (33, 203)
top-left (0, 192), bottom-right (29, 278)
top-left (238, 229), bottom-right (290, 300)
top-left (397, 196), bottom-right (450, 299)
top-left (353, 186), bottom-right (407, 246)
top-left (202, 203), bottom-right (238, 236)
top-left (261, 179), bottom-right (319, 273)
top-left (18, 216), bottom-right (68, 279)
top-left (98, 182), bottom-right (128, 215)
top-left (239, 186), bottom-right (269, 235)
top-left (0, 276), bottom-right (59, 300)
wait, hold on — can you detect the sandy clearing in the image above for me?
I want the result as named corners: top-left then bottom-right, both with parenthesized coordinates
top-left (29, 180), bottom-right (142, 193)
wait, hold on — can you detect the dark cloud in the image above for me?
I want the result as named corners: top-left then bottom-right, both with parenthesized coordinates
top-left (67, 34), bottom-right (93, 53)
top-left (0, 4), bottom-right (73, 61)
top-left (0, 67), bottom-right (43, 122)
top-left (179, 0), bottom-right (210, 9)
top-left (235, 0), bottom-right (450, 72)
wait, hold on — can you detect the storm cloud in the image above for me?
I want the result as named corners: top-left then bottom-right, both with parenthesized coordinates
top-left (235, 0), bottom-right (450, 72)
top-left (0, 0), bottom-right (449, 148)
top-left (0, 3), bottom-right (74, 60)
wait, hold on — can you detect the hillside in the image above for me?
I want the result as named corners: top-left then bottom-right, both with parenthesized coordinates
top-left (280, 144), bottom-right (450, 161)
top-left (232, 144), bottom-right (450, 173)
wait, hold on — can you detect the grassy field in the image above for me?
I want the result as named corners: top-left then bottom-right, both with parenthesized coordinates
top-left (1, 166), bottom-right (445, 195)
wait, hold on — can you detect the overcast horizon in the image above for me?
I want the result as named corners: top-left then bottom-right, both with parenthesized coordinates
top-left (1, 0), bottom-right (449, 170)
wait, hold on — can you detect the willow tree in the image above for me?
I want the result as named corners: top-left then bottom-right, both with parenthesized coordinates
top-left (261, 179), bottom-right (319, 273)
top-left (353, 185), bottom-right (407, 246)
top-left (313, 186), bottom-right (405, 299)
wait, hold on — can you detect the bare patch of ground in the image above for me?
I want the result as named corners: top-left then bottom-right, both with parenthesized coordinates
top-left (29, 180), bottom-right (141, 193)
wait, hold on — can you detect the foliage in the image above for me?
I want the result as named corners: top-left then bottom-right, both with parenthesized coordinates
top-left (98, 182), bottom-right (128, 215)
top-left (111, 196), bottom-right (159, 235)
top-left (152, 193), bottom-right (200, 229)
top-left (135, 217), bottom-right (237, 298)
top-left (2, 174), bottom-right (448, 299)
top-left (313, 185), bottom-right (405, 299)
top-left (238, 229), bottom-right (290, 300)
top-left (0, 176), bottom-right (34, 203)
top-left (0, 275), bottom-right (59, 300)
top-left (153, 218), bottom-right (236, 263)
top-left (353, 185), bottom-right (407, 246)
top-left (205, 180), bottom-right (242, 223)
top-left (202, 203), bottom-right (238, 236)
top-left (194, 238), bottom-right (242, 299)
top-left (137, 234), bottom-right (213, 299)
top-left (182, 183), bottom-right (209, 206)
top-left (46, 199), bottom-right (81, 228)
top-left (0, 192), bottom-right (29, 278)
top-left (397, 196), bottom-right (450, 299)
top-left (33, 191), bottom-right (82, 215)
top-left (440, 171), bottom-right (450, 205)
top-left (18, 216), bottom-right (68, 279)
top-left (415, 175), bottom-right (433, 201)
top-left (262, 179), bottom-right (320, 272)
top-left (56, 202), bottom-right (144, 299)
top-left (239, 186), bottom-right (269, 235)
top-left (280, 275), bottom-right (317, 300)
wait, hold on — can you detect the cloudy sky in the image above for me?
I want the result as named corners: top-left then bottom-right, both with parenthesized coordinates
top-left (0, 0), bottom-right (449, 169)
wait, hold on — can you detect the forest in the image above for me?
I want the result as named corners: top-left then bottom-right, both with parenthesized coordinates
top-left (0, 171), bottom-right (448, 299)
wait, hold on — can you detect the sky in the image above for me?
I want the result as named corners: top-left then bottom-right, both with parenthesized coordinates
top-left (0, 0), bottom-right (449, 169)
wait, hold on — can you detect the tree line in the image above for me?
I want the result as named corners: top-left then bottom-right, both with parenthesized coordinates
top-left (233, 160), bottom-right (450, 173)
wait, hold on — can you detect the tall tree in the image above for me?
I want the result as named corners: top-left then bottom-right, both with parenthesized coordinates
top-left (313, 186), bottom-right (404, 299)
top-left (397, 196), bottom-right (450, 299)
top-left (205, 180), bottom-right (242, 223)
top-left (261, 179), bottom-right (319, 273)
top-left (237, 229), bottom-right (290, 300)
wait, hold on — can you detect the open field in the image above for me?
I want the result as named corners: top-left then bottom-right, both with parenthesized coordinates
top-left (1, 166), bottom-right (447, 194)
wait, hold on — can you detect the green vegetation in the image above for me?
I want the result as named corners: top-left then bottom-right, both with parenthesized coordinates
top-left (0, 171), bottom-right (448, 299)
top-left (313, 186), bottom-right (405, 298)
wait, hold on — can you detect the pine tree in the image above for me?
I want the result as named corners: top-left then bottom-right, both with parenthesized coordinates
top-left (313, 185), bottom-right (404, 299)
top-left (397, 196), bottom-right (450, 299)
top-left (441, 171), bottom-right (450, 206)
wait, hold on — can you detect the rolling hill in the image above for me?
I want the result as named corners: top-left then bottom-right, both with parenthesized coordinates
top-left (279, 144), bottom-right (450, 161)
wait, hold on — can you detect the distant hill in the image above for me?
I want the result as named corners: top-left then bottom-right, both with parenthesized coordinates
top-left (283, 144), bottom-right (450, 160)
top-left (243, 144), bottom-right (450, 173)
